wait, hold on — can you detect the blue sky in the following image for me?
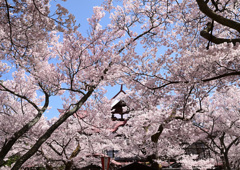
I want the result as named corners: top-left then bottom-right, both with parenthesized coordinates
top-left (51, 0), bottom-right (105, 34)
top-left (45, 0), bottom-right (121, 119)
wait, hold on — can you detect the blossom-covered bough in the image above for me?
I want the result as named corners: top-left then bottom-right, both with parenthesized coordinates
top-left (0, 0), bottom-right (240, 169)
top-left (192, 87), bottom-right (240, 170)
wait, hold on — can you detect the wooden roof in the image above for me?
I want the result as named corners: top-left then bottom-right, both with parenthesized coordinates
top-left (117, 162), bottom-right (155, 170)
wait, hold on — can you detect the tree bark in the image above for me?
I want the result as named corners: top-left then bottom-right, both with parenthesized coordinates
top-left (196, 0), bottom-right (240, 33)
top-left (11, 88), bottom-right (94, 170)
top-left (0, 92), bottom-right (49, 167)
top-left (65, 161), bottom-right (73, 170)
top-left (0, 111), bottom-right (43, 167)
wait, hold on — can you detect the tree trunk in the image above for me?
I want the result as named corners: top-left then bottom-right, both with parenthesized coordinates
top-left (0, 92), bottom-right (49, 167)
top-left (11, 89), bottom-right (94, 169)
top-left (0, 111), bottom-right (44, 167)
top-left (65, 161), bottom-right (73, 170)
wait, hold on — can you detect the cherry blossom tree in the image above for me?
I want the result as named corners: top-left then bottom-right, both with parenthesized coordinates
top-left (193, 86), bottom-right (240, 170)
top-left (6, 95), bottom-right (127, 169)
top-left (1, 0), bottom-right (240, 169)
top-left (102, 0), bottom-right (240, 150)
top-left (0, 0), bottom-right (76, 168)
top-left (99, 0), bottom-right (240, 169)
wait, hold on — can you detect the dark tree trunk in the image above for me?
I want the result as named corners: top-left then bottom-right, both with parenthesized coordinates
top-left (11, 89), bottom-right (94, 170)
top-left (65, 161), bottom-right (73, 170)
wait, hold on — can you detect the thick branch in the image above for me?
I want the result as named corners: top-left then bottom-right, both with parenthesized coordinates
top-left (151, 105), bottom-right (196, 143)
top-left (202, 71), bottom-right (240, 82)
top-left (226, 137), bottom-right (239, 153)
top-left (151, 124), bottom-right (164, 143)
top-left (11, 87), bottom-right (94, 169)
top-left (0, 91), bottom-right (49, 167)
top-left (151, 107), bottom-right (177, 143)
top-left (196, 0), bottom-right (240, 33)
top-left (200, 22), bottom-right (240, 45)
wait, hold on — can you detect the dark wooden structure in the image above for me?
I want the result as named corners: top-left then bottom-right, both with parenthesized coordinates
top-left (185, 141), bottom-right (211, 159)
top-left (111, 85), bottom-right (130, 121)
top-left (117, 162), bottom-right (156, 170)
